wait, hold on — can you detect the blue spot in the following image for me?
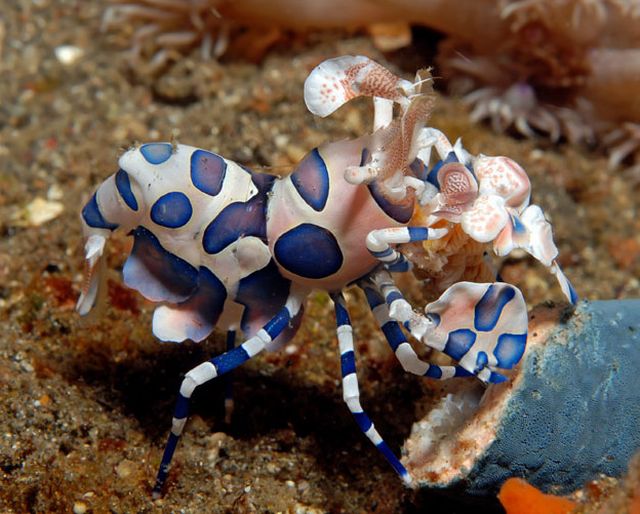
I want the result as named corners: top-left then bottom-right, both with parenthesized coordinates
top-left (290, 148), bottom-right (330, 212)
top-left (368, 180), bottom-right (414, 223)
top-left (475, 284), bottom-right (516, 332)
top-left (151, 192), bottom-right (193, 228)
top-left (409, 158), bottom-right (429, 180)
top-left (82, 193), bottom-right (119, 230)
top-left (274, 224), bottom-right (343, 279)
top-left (511, 214), bottom-right (526, 234)
top-left (488, 371), bottom-right (508, 384)
top-left (494, 333), bottom-right (527, 369)
top-left (235, 260), bottom-right (293, 338)
top-left (341, 351), bottom-right (356, 377)
top-left (360, 146), bottom-right (413, 224)
top-left (427, 151), bottom-right (459, 189)
top-left (236, 163), bottom-right (278, 194)
top-left (140, 143), bottom-right (173, 165)
top-left (475, 351), bottom-right (489, 373)
top-left (123, 226), bottom-right (198, 303)
top-left (115, 169), bottom-right (138, 211)
top-left (443, 328), bottom-right (477, 361)
top-left (427, 312), bottom-right (441, 327)
top-left (190, 149), bottom-right (227, 196)
top-left (202, 195), bottom-right (267, 254)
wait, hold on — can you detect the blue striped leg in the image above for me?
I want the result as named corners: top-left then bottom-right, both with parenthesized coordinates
top-left (366, 226), bottom-right (448, 273)
top-left (331, 293), bottom-right (412, 485)
top-left (223, 330), bottom-right (235, 425)
top-left (361, 284), bottom-right (473, 380)
top-left (152, 295), bottom-right (303, 497)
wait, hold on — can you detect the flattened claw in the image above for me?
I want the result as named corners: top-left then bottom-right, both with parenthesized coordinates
top-left (419, 282), bottom-right (528, 383)
top-left (304, 55), bottom-right (413, 117)
top-left (85, 234), bottom-right (106, 267)
top-left (76, 234), bottom-right (107, 316)
top-left (474, 155), bottom-right (531, 211)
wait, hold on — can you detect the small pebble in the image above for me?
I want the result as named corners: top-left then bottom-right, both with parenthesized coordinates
top-left (115, 459), bottom-right (136, 479)
top-left (72, 501), bottom-right (87, 514)
top-left (55, 45), bottom-right (83, 66)
top-left (13, 197), bottom-right (64, 227)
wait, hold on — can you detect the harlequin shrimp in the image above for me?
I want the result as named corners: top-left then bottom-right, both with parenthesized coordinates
top-left (76, 55), bottom-right (576, 495)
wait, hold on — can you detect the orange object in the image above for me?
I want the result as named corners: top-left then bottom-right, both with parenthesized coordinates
top-left (498, 478), bottom-right (577, 514)
top-left (630, 487), bottom-right (640, 514)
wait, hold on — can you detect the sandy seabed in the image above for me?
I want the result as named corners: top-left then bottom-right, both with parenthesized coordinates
top-left (1, 1), bottom-right (638, 512)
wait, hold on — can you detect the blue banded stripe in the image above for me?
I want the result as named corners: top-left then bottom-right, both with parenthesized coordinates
top-left (385, 254), bottom-right (404, 265)
top-left (381, 323), bottom-right (405, 352)
top-left (212, 346), bottom-right (251, 376)
top-left (115, 169), bottom-right (138, 211)
top-left (363, 287), bottom-right (384, 309)
top-left (385, 291), bottom-right (403, 304)
top-left (370, 247), bottom-right (394, 259)
top-left (386, 260), bottom-right (410, 273)
top-left (334, 299), bottom-right (350, 327)
top-left (376, 441), bottom-right (409, 477)
top-left (263, 307), bottom-right (291, 339)
top-left (352, 411), bottom-right (373, 432)
top-left (154, 431), bottom-right (180, 493)
top-left (567, 280), bottom-right (579, 305)
top-left (454, 366), bottom-right (473, 378)
top-left (426, 365), bottom-right (443, 379)
top-left (407, 227), bottom-right (430, 241)
top-left (174, 393), bottom-right (190, 419)
top-left (340, 353), bottom-right (357, 377)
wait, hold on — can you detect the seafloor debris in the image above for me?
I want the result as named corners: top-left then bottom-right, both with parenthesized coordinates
top-left (12, 196), bottom-right (65, 227)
